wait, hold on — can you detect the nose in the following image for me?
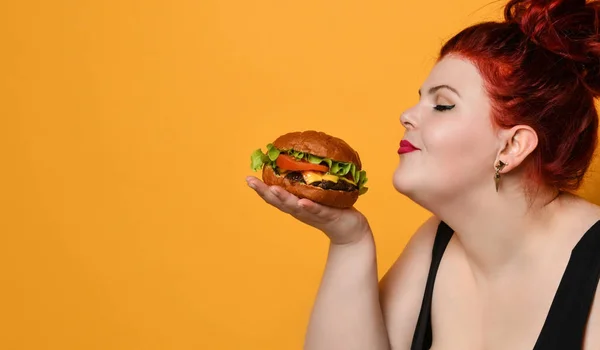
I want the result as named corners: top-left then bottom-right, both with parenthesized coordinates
top-left (400, 108), bottom-right (417, 129)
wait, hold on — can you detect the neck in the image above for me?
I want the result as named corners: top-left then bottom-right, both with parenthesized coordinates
top-left (429, 180), bottom-right (562, 277)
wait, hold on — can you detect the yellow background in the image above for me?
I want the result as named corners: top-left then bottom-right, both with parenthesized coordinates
top-left (3, 1), bottom-right (600, 349)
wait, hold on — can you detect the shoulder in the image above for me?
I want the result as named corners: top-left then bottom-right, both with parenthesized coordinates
top-left (559, 192), bottom-right (600, 222)
top-left (387, 216), bottom-right (442, 264)
top-left (380, 216), bottom-right (441, 290)
top-left (380, 215), bottom-right (442, 285)
top-left (379, 216), bottom-right (442, 349)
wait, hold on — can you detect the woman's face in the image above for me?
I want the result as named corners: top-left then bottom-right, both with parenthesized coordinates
top-left (393, 55), bottom-right (500, 204)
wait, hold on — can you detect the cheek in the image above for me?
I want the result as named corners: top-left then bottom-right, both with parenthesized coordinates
top-left (423, 118), bottom-right (495, 173)
top-left (424, 120), bottom-right (472, 155)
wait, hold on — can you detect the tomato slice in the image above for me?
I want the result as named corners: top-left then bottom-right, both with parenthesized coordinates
top-left (276, 154), bottom-right (328, 172)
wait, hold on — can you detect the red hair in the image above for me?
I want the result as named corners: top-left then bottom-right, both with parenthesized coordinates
top-left (440, 0), bottom-right (600, 192)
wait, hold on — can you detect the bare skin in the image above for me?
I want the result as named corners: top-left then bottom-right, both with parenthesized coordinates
top-left (246, 55), bottom-right (600, 349)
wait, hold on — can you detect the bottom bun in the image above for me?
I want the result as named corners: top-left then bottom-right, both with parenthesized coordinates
top-left (262, 166), bottom-right (359, 209)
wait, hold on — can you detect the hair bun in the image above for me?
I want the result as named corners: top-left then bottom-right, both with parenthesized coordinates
top-left (505, 0), bottom-right (600, 95)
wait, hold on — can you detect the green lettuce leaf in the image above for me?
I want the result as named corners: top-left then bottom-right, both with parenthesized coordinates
top-left (321, 158), bottom-right (333, 168)
top-left (329, 162), bottom-right (341, 174)
top-left (266, 144), bottom-right (281, 161)
top-left (288, 150), bottom-right (305, 160)
top-left (307, 154), bottom-right (323, 164)
top-left (250, 149), bottom-right (270, 171)
top-left (357, 170), bottom-right (367, 186)
top-left (340, 162), bottom-right (352, 176)
top-left (350, 163), bottom-right (356, 181)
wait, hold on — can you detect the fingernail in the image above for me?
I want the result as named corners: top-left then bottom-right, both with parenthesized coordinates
top-left (247, 181), bottom-right (256, 190)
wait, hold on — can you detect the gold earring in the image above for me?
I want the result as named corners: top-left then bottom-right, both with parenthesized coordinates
top-left (495, 160), bottom-right (507, 192)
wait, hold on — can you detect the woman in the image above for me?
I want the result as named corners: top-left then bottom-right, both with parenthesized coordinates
top-left (246, 0), bottom-right (600, 348)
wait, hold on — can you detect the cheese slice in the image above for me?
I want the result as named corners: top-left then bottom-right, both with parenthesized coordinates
top-left (278, 169), bottom-right (357, 186)
top-left (339, 177), bottom-right (357, 185)
top-left (302, 171), bottom-right (324, 184)
top-left (322, 174), bottom-right (339, 183)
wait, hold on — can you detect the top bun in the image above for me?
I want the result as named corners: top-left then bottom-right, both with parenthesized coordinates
top-left (272, 130), bottom-right (362, 169)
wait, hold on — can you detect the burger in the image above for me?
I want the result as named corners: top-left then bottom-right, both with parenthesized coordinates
top-left (250, 130), bottom-right (368, 209)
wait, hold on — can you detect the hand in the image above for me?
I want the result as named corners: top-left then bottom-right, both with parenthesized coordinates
top-left (246, 176), bottom-right (371, 245)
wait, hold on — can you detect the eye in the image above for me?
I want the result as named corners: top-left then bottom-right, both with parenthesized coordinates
top-left (434, 104), bottom-right (455, 112)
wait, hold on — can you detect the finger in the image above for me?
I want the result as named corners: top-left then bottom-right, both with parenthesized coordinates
top-left (246, 177), bottom-right (303, 215)
top-left (246, 177), bottom-right (286, 209)
top-left (269, 186), bottom-right (302, 215)
top-left (246, 176), bottom-right (268, 195)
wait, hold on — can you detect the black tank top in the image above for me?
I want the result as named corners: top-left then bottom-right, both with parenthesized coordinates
top-left (411, 220), bottom-right (600, 350)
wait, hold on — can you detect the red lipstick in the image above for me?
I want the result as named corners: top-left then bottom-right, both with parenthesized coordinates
top-left (398, 140), bottom-right (419, 154)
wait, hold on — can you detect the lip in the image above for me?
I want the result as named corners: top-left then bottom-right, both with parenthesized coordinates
top-left (398, 140), bottom-right (420, 154)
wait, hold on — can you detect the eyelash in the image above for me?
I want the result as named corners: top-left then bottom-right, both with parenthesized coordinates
top-left (434, 104), bottom-right (455, 112)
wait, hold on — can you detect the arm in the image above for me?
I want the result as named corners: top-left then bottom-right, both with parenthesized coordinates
top-left (379, 216), bottom-right (439, 349)
top-left (304, 215), bottom-right (440, 350)
top-left (304, 231), bottom-right (390, 350)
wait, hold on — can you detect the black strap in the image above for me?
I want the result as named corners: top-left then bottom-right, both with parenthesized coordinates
top-left (533, 220), bottom-right (600, 349)
top-left (411, 221), bottom-right (454, 350)
top-left (410, 220), bottom-right (600, 350)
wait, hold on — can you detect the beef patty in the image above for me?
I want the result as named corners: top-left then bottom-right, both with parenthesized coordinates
top-left (283, 171), bottom-right (357, 192)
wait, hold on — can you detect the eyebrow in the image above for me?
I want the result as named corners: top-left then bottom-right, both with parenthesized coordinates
top-left (418, 84), bottom-right (461, 98)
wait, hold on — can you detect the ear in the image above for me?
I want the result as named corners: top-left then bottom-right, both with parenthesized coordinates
top-left (496, 125), bottom-right (538, 173)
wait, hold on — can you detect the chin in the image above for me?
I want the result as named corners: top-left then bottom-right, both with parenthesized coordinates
top-left (392, 165), bottom-right (416, 196)
top-left (392, 165), bottom-right (437, 209)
